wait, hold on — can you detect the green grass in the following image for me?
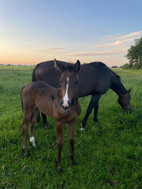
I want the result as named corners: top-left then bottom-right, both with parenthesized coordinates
top-left (0, 65), bottom-right (142, 188)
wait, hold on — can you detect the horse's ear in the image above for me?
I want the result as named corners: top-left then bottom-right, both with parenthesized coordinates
top-left (127, 88), bottom-right (132, 93)
top-left (54, 59), bottom-right (66, 72)
top-left (74, 60), bottom-right (81, 73)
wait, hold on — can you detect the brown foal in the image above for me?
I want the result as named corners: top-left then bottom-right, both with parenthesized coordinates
top-left (21, 59), bottom-right (81, 173)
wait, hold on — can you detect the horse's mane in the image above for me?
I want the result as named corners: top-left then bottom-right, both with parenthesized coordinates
top-left (109, 67), bottom-right (121, 80)
top-left (82, 61), bottom-right (121, 80)
top-left (113, 72), bottom-right (121, 80)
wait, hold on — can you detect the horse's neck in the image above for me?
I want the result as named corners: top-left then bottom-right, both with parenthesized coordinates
top-left (111, 78), bottom-right (127, 96)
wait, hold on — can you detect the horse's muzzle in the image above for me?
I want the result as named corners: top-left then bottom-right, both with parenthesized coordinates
top-left (125, 108), bottom-right (131, 113)
top-left (124, 104), bottom-right (131, 112)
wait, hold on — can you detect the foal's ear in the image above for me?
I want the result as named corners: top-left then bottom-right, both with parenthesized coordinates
top-left (54, 59), bottom-right (66, 72)
top-left (74, 60), bottom-right (81, 73)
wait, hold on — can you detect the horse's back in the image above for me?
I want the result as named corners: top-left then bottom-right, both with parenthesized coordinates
top-left (33, 60), bottom-right (72, 86)
top-left (32, 60), bottom-right (117, 96)
top-left (78, 62), bottom-right (113, 96)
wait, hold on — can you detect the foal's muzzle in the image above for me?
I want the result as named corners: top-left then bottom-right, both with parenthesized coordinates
top-left (61, 100), bottom-right (71, 110)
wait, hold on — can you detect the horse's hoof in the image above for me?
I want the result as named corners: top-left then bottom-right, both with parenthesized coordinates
top-left (58, 167), bottom-right (63, 174)
top-left (94, 118), bottom-right (99, 122)
top-left (80, 123), bottom-right (85, 131)
top-left (80, 127), bottom-right (85, 131)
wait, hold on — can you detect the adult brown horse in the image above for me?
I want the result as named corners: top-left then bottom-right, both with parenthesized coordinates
top-left (32, 60), bottom-right (131, 130)
top-left (21, 59), bottom-right (81, 173)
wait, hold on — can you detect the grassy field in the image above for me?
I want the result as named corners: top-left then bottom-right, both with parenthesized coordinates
top-left (0, 65), bottom-right (142, 189)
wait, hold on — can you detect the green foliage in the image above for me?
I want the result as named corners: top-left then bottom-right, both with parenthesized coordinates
top-left (0, 66), bottom-right (142, 188)
top-left (123, 37), bottom-right (142, 69)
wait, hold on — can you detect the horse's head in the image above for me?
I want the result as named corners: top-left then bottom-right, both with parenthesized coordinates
top-left (54, 59), bottom-right (80, 110)
top-left (118, 88), bottom-right (132, 112)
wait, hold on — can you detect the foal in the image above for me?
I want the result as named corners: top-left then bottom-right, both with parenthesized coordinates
top-left (21, 59), bottom-right (81, 173)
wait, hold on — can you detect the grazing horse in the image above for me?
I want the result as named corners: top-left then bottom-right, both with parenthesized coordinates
top-left (32, 60), bottom-right (131, 130)
top-left (21, 59), bottom-right (81, 173)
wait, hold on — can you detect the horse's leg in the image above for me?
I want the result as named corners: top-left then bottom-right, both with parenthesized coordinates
top-left (30, 108), bottom-right (39, 147)
top-left (81, 95), bottom-right (96, 130)
top-left (81, 95), bottom-right (101, 130)
top-left (55, 121), bottom-right (65, 173)
top-left (93, 94), bottom-right (101, 122)
top-left (41, 113), bottom-right (48, 129)
top-left (68, 120), bottom-right (77, 165)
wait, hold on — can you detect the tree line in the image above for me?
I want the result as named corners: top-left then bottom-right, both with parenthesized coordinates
top-left (122, 37), bottom-right (142, 69)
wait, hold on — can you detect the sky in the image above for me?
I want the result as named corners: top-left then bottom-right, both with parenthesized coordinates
top-left (0, 0), bottom-right (142, 67)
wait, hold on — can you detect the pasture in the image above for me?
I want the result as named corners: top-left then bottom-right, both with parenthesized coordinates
top-left (0, 65), bottom-right (142, 189)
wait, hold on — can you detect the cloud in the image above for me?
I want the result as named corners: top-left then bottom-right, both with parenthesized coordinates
top-left (92, 41), bottom-right (121, 48)
top-left (65, 31), bottom-right (142, 59)
top-left (91, 31), bottom-right (142, 51)
top-left (110, 31), bottom-right (142, 41)
top-left (35, 48), bottom-right (65, 53)
top-left (100, 31), bottom-right (142, 41)
top-left (99, 32), bottom-right (124, 40)
top-left (66, 48), bottom-right (127, 57)
top-left (93, 36), bottom-right (139, 48)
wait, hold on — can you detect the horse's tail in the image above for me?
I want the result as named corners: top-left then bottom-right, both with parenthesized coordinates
top-left (32, 63), bottom-right (41, 82)
top-left (21, 86), bottom-right (25, 111)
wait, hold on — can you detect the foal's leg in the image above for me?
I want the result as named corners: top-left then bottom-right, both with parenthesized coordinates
top-left (22, 112), bottom-right (32, 156)
top-left (22, 103), bottom-right (34, 156)
top-left (55, 121), bottom-right (65, 173)
top-left (68, 120), bottom-right (77, 165)
top-left (30, 108), bottom-right (39, 147)
top-left (22, 120), bottom-right (29, 156)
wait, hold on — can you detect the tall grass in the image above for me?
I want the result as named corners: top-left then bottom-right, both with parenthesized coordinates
top-left (0, 65), bottom-right (142, 188)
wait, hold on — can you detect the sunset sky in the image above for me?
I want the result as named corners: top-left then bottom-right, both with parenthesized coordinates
top-left (0, 0), bottom-right (142, 67)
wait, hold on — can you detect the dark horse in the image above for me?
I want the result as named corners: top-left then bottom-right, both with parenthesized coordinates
top-left (32, 60), bottom-right (131, 130)
top-left (21, 59), bottom-right (81, 173)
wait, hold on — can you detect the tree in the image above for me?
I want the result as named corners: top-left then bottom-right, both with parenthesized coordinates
top-left (126, 37), bottom-right (142, 69)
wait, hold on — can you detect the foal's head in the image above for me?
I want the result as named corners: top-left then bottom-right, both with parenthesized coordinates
top-left (118, 88), bottom-right (131, 112)
top-left (54, 59), bottom-right (80, 110)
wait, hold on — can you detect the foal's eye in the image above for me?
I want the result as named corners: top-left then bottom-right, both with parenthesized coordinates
top-left (58, 80), bottom-right (62, 86)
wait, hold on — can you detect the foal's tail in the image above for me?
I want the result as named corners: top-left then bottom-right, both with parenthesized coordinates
top-left (21, 86), bottom-right (25, 111)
